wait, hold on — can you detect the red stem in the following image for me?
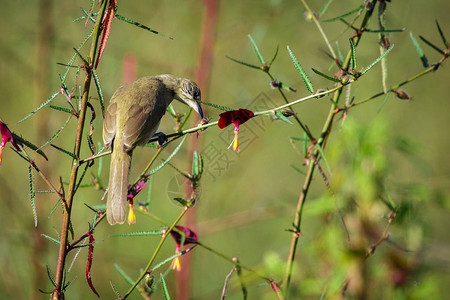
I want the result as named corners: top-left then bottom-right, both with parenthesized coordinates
top-left (176, 1), bottom-right (218, 299)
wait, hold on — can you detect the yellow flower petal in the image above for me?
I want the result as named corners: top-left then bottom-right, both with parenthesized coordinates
top-left (171, 257), bottom-right (181, 271)
top-left (232, 131), bottom-right (239, 152)
top-left (127, 203), bottom-right (136, 224)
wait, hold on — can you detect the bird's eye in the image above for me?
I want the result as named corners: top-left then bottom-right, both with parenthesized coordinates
top-left (193, 88), bottom-right (201, 100)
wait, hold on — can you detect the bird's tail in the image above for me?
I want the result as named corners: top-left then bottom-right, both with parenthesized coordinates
top-left (107, 147), bottom-right (131, 225)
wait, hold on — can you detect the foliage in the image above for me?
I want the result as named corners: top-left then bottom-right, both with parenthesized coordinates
top-left (0, 0), bottom-right (449, 299)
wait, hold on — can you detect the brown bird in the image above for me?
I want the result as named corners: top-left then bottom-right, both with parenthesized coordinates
top-left (103, 74), bottom-right (203, 225)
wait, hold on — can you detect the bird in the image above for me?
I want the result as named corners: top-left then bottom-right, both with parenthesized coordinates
top-left (103, 74), bottom-right (203, 225)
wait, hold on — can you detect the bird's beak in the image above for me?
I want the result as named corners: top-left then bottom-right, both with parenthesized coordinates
top-left (187, 100), bottom-right (204, 119)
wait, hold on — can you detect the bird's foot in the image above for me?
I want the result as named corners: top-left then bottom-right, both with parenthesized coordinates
top-left (152, 132), bottom-right (168, 147)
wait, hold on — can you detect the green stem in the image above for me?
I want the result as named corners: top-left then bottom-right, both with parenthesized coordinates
top-left (156, 85), bottom-right (343, 142)
top-left (265, 71), bottom-right (314, 141)
top-left (131, 147), bottom-right (163, 187)
top-left (197, 242), bottom-right (270, 281)
top-left (51, 1), bottom-right (108, 299)
top-left (300, 0), bottom-right (336, 59)
top-left (281, 1), bottom-right (378, 297)
top-left (136, 210), bottom-right (272, 290)
top-left (123, 207), bottom-right (189, 299)
top-left (349, 59), bottom-right (448, 108)
top-left (28, 158), bottom-right (62, 197)
top-left (255, 85), bottom-right (342, 116)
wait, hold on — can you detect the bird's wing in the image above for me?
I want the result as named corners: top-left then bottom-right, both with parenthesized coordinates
top-left (122, 78), bottom-right (169, 151)
top-left (103, 102), bottom-right (117, 149)
top-left (122, 102), bottom-right (153, 151)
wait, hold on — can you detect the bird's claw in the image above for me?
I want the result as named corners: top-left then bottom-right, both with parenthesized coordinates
top-left (152, 132), bottom-right (168, 147)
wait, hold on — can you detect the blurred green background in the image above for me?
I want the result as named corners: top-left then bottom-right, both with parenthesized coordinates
top-left (0, 0), bottom-right (449, 299)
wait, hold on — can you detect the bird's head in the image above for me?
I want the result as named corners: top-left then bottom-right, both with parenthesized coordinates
top-left (174, 79), bottom-right (204, 119)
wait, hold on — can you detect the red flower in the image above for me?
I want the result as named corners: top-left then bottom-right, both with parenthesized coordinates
top-left (0, 121), bottom-right (21, 165)
top-left (169, 226), bottom-right (198, 271)
top-left (218, 109), bottom-right (254, 130)
top-left (218, 109), bottom-right (254, 152)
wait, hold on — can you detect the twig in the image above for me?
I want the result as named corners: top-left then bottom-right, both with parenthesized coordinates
top-left (51, 1), bottom-right (108, 299)
top-left (282, 1), bottom-right (378, 296)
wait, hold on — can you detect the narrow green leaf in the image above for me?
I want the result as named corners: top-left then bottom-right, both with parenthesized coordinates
top-left (113, 264), bottom-right (134, 285)
top-left (62, 276), bottom-right (72, 292)
top-left (79, 7), bottom-right (96, 23)
top-left (312, 68), bottom-right (340, 82)
top-left (73, 47), bottom-right (89, 66)
top-left (50, 144), bottom-right (78, 160)
top-left (377, 90), bottom-right (391, 113)
top-left (115, 14), bottom-right (167, 37)
top-left (147, 135), bottom-right (187, 175)
top-left (226, 56), bottom-right (261, 70)
top-left (287, 46), bottom-right (314, 93)
top-left (321, 5), bottom-right (364, 22)
top-left (85, 204), bottom-right (106, 212)
top-left (289, 136), bottom-right (308, 142)
top-left (335, 41), bottom-right (344, 64)
top-left (160, 274), bottom-right (172, 300)
top-left (77, 85), bottom-right (82, 110)
top-left (71, 241), bottom-right (96, 249)
top-left (279, 82), bottom-right (296, 92)
top-left (419, 35), bottom-right (446, 55)
top-left (360, 44), bottom-right (394, 75)
top-left (274, 111), bottom-right (294, 125)
top-left (197, 153), bottom-right (203, 178)
top-left (46, 265), bottom-right (57, 287)
top-left (248, 34), bottom-right (266, 64)
top-left (60, 28), bottom-right (94, 84)
top-left (48, 199), bottom-right (62, 217)
top-left (109, 281), bottom-right (121, 299)
top-left (92, 69), bottom-right (105, 117)
top-left (49, 105), bottom-right (74, 114)
top-left (365, 28), bottom-right (405, 33)
top-left (13, 134), bottom-right (48, 160)
top-left (166, 104), bottom-right (177, 117)
top-left (315, 143), bottom-right (332, 176)
top-left (199, 100), bottom-right (233, 111)
top-left (73, 3), bottom-right (97, 23)
top-left (173, 197), bottom-right (188, 206)
top-left (42, 234), bottom-right (61, 245)
top-left (192, 151), bottom-right (199, 177)
top-left (110, 230), bottom-right (161, 237)
top-left (320, 284), bottom-right (328, 300)
top-left (74, 162), bottom-right (90, 193)
top-left (349, 38), bottom-right (357, 70)
top-left (319, 0), bottom-right (334, 17)
top-left (166, 161), bottom-right (189, 179)
top-left (302, 131), bottom-right (308, 156)
top-left (36, 190), bottom-right (55, 194)
top-left (289, 135), bottom-right (308, 157)
top-left (344, 84), bottom-right (352, 108)
top-left (39, 115), bottom-right (72, 149)
top-left (17, 91), bottom-right (59, 123)
top-left (384, 186), bottom-right (397, 210)
top-left (380, 42), bottom-right (388, 94)
top-left (435, 19), bottom-right (448, 48)
top-left (268, 45), bottom-right (279, 67)
top-left (28, 165), bottom-right (37, 227)
top-left (290, 164), bottom-right (306, 175)
top-left (409, 33), bottom-right (429, 68)
top-left (151, 247), bottom-right (190, 272)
